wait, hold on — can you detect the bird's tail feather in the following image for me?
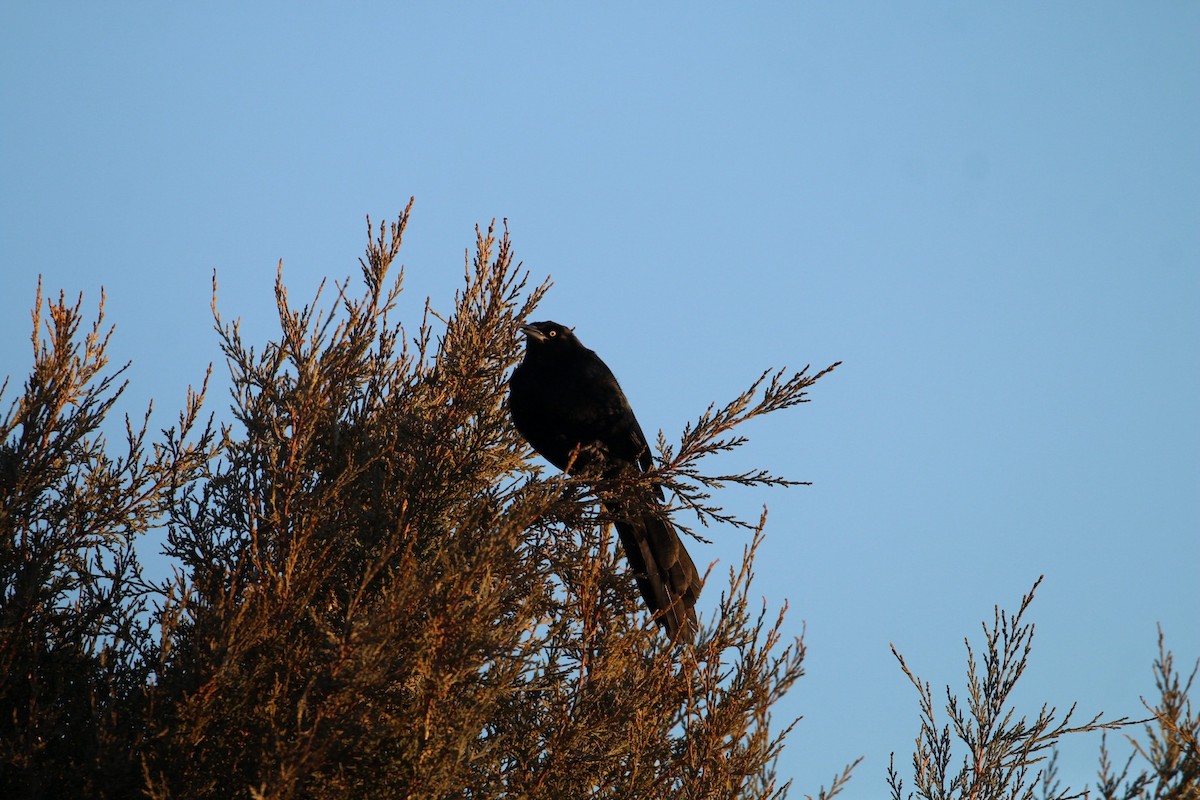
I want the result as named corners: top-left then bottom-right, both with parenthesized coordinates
top-left (612, 506), bottom-right (701, 643)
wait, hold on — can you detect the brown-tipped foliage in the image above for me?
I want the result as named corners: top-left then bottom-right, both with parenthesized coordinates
top-left (3, 203), bottom-right (848, 799)
top-left (1094, 629), bottom-right (1199, 800)
top-left (0, 284), bottom-right (219, 798)
top-left (887, 577), bottom-right (1132, 800)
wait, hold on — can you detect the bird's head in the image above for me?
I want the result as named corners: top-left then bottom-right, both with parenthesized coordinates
top-left (521, 321), bottom-right (579, 350)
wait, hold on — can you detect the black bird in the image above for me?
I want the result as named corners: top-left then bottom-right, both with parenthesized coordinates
top-left (508, 321), bottom-right (701, 642)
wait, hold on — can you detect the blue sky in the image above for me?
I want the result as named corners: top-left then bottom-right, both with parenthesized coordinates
top-left (3, 3), bottom-right (1197, 796)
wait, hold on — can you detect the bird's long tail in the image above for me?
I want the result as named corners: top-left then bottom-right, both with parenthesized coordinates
top-left (611, 501), bottom-right (701, 643)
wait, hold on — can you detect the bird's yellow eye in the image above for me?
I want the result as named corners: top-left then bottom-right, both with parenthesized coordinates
top-left (548, 330), bottom-right (557, 337)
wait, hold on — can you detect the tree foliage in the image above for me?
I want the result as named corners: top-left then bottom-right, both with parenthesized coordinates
top-left (3, 204), bottom-right (1194, 800)
top-left (0, 281), bottom-right (219, 798)
top-left (1093, 629), bottom-right (1200, 800)
top-left (1, 203), bottom-right (846, 799)
top-left (886, 579), bottom-right (1199, 800)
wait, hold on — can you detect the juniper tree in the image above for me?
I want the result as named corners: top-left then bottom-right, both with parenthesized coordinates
top-left (885, 579), bottom-right (1198, 800)
top-left (1093, 630), bottom-right (1200, 800)
top-left (2, 201), bottom-right (850, 800)
top-left (4, 203), bottom-right (1195, 800)
top-left (0, 283), bottom-right (218, 798)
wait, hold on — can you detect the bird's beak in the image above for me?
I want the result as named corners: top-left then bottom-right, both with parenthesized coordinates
top-left (521, 324), bottom-right (546, 342)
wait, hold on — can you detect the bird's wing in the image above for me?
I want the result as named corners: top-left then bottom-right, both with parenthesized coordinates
top-left (575, 350), bottom-right (656, 472)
